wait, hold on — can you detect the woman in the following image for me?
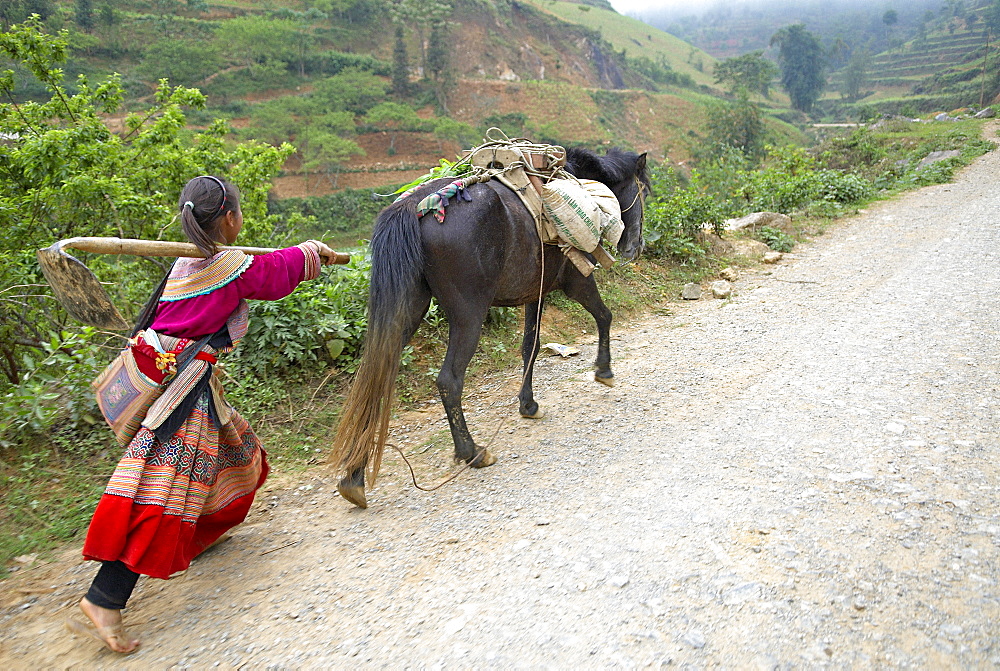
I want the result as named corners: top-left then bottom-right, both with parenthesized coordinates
top-left (67, 175), bottom-right (340, 653)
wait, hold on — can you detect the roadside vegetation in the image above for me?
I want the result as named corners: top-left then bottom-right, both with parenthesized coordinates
top-left (0, 8), bottom-right (997, 576)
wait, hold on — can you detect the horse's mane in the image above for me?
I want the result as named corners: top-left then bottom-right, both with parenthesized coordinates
top-left (565, 146), bottom-right (649, 188)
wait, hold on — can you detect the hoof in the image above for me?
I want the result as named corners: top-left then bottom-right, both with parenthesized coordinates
top-left (337, 480), bottom-right (368, 509)
top-left (520, 407), bottom-right (545, 419)
top-left (468, 448), bottom-right (497, 468)
top-left (594, 372), bottom-right (615, 387)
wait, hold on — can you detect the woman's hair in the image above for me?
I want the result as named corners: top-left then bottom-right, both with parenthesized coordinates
top-left (178, 175), bottom-right (241, 258)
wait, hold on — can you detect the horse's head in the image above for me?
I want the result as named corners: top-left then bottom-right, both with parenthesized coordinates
top-left (565, 147), bottom-right (650, 262)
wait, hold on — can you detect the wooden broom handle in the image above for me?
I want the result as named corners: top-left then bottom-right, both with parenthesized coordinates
top-left (50, 237), bottom-right (351, 264)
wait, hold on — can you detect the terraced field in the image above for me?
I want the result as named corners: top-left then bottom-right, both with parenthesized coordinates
top-left (829, 27), bottom-right (996, 109)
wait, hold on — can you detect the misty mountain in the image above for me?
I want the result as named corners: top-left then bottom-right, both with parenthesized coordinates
top-left (633, 0), bottom-right (951, 60)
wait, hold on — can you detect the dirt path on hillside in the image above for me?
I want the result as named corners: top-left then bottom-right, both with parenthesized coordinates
top-left (3, 126), bottom-right (1000, 668)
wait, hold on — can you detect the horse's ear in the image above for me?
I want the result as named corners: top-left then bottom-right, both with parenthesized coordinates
top-left (636, 152), bottom-right (648, 172)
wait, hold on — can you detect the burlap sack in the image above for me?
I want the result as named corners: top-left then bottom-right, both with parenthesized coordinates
top-left (542, 179), bottom-right (623, 253)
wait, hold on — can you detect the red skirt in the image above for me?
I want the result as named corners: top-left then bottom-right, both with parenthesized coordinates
top-left (83, 396), bottom-right (268, 579)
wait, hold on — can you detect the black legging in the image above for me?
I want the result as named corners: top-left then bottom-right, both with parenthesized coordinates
top-left (85, 560), bottom-right (140, 610)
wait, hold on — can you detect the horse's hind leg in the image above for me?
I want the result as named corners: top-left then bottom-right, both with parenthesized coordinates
top-left (336, 284), bottom-right (432, 509)
top-left (518, 299), bottom-right (545, 418)
top-left (337, 466), bottom-right (367, 508)
top-left (437, 306), bottom-right (497, 468)
top-left (563, 272), bottom-right (615, 386)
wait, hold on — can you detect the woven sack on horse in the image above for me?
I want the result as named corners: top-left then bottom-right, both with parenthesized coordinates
top-left (541, 178), bottom-right (625, 254)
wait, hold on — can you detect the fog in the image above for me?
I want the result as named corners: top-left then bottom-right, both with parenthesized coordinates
top-left (608, 0), bottom-right (933, 20)
top-left (608, 0), bottom-right (720, 16)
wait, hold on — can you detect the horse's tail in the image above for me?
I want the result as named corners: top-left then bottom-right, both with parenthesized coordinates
top-left (330, 199), bottom-right (425, 485)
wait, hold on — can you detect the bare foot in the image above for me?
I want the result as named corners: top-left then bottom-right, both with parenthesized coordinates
top-left (77, 597), bottom-right (141, 653)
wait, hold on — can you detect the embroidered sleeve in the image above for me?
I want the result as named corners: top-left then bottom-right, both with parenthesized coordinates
top-left (296, 240), bottom-right (323, 281)
top-left (233, 246), bottom-right (307, 301)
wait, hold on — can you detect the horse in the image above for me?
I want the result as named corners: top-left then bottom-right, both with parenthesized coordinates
top-left (330, 146), bottom-right (650, 508)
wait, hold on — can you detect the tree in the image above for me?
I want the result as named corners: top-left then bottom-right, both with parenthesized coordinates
top-left (982, 0), bottom-right (1000, 106)
top-left (75, 0), bottom-right (94, 32)
top-left (426, 19), bottom-right (448, 81)
top-left (390, 0), bottom-right (453, 77)
top-left (426, 18), bottom-right (453, 111)
top-left (712, 51), bottom-right (778, 99)
top-left (314, 0), bottom-right (377, 24)
top-left (840, 50), bottom-right (870, 102)
top-left (136, 39), bottom-right (223, 87)
top-left (770, 24), bottom-right (826, 114)
top-left (882, 9), bottom-right (898, 48)
top-left (97, 2), bottom-right (119, 27)
top-left (986, 0), bottom-right (1000, 36)
top-left (703, 92), bottom-right (767, 159)
top-left (0, 17), bottom-right (293, 394)
top-left (431, 116), bottom-right (476, 152)
top-left (216, 16), bottom-right (298, 79)
top-left (272, 7), bottom-right (328, 78)
top-left (244, 97), bottom-right (314, 145)
top-left (1, 0), bottom-right (55, 29)
top-left (151, 0), bottom-right (180, 20)
top-left (311, 68), bottom-right (387, 114)
top-left (363, 101), bottom-right (423, 154)
top-left (827, 37), bottom-right (849, 70)
top-left (392, 25), bottom-right (409, 96)
top-left (301, 132), bottom-right (364, 187)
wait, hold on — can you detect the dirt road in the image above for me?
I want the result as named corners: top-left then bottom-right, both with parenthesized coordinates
top-left (3, 127), bottom-right (1000, 668)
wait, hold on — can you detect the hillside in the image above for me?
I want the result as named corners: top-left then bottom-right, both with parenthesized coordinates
top-left (633, 0), bottom-right (943, 60)
top-left (617, 0), bottom-right (999, 118)
top-left (526, 0), bottom-right (719, 87)
top-left (0, 0), bottom-right (744, 198)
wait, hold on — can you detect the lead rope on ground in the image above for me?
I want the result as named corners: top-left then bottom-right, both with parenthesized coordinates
top-left (387, 416), bottom-right (507, 492)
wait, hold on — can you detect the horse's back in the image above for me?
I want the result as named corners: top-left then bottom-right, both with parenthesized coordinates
top-left (418, 180), bottom-right (556, 305)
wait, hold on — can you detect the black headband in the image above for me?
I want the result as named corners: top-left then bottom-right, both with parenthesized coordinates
top-left (198, 175), bottom-right (228, 215)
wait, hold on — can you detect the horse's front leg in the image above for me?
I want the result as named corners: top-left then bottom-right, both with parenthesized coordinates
top-left (518, 299), bottom-right (545, 418)
top-left (563, 272), bottom-right (615, 386)
top-left (437, 313), bottom-right (497, 467)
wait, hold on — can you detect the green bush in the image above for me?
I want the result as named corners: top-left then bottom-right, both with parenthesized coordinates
top-left (736, 169), bottom-right (820, 213)
top-left (135, 39), bottom-right (223, 87)
top-left (0, 328), bottom-right (104, 448)
top-left (756, 226), bottom-right (795, 253)
top-left (226, 253), bottom-right (371, 381)
top-left (302, 50), bottom-right (390, 77)
top-left (204, 62), bottom-right (302, 100)
top-left (815, 170), bottom-right (873, 203)
top-left (643, 167), bottom-right (724, 263)
top-left (627, 55), bottom-right (696, 90)
top-left (732, 145), bottom-right (822, 213)
top-left (819, 128), bottom-right (888, 176)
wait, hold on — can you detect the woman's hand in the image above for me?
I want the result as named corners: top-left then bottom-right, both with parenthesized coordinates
top-left (311, 241), bottom-right (348, 266)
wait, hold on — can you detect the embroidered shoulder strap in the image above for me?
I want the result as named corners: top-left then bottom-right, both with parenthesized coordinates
top-left (161, 250), bottom-right (253, 302)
